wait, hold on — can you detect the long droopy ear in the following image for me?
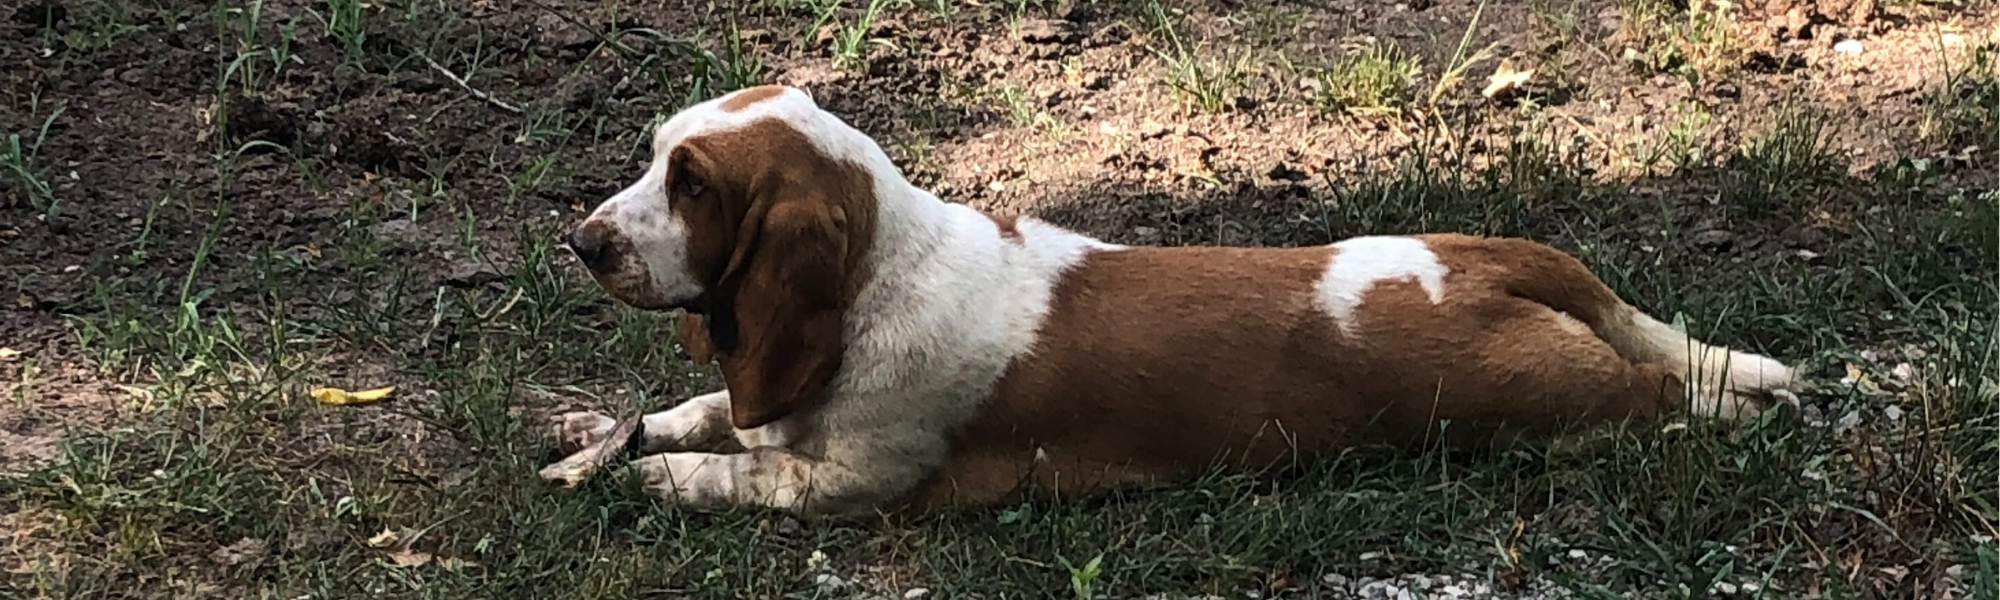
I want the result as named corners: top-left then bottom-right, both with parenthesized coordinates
top-left (707, 201), bottom-right (852, 430)
top-left (674, 313), bottom-right (715, 365)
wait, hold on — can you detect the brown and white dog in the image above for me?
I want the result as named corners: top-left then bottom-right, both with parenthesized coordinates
top-left (547, 84), bottom-right (1797, 519)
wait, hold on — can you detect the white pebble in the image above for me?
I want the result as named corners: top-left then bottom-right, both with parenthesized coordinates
top-left (813, 574), bottom-right (847, 590)
top-left (1834, 39), bottom-right (1864, 54)
top-left (1836, 410), bottom-right (1863, 433)
top-left (904, 588), bottom-right (931, 599)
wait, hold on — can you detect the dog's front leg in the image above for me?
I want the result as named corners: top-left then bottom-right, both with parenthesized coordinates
top-left (626, 447), bottom-right (879, 517)
top-left (626, 430), bottom-right (946, 517)
top-left (554, 390), bottom-right (742, 454)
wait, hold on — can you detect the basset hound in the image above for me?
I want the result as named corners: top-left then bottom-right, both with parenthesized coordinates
top-left (545, 84), bottom-right (1797, 518)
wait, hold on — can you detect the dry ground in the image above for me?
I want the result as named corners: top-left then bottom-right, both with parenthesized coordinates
top-left (1, 0), bottom-right (1996, 598)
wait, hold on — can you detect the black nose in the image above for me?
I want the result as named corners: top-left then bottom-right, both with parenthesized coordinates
top-left (566, 229), bottom-right (605, 265)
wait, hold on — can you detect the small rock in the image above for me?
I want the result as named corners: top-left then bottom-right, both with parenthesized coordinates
top-left (1834, 39), bottom-right (1864, 54)
top-left (988, 181), bottom-right (1006, 192)
top-left (904, 588), bottom-right (931, 599)
top-left (814, 574), bottom-right (848, 590)
top-left (1712, 81), bottom-right (1740, 99)
top-left (1835, 410), bottom-right (1862, 432)
top-left (1884, 405), bottom-right (1905, 421)
top-left (1568, 549), bottom-right (1589, 561)
top-left (1717, 581), bottom-right (1739, 595)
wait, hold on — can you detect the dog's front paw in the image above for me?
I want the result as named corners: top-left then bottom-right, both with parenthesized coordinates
top-left (540, 415), bottom-right (644, 488)
top-left (553, 411), bottom-right (619, 455)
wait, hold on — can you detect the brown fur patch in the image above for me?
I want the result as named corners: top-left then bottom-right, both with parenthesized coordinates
top-left (902, 235), bottom-right (1684, 509)
top-left (666, 117), bottom-right (878, 430)
top-left (676, 313), bottom-right (715, 364)
top-left (981, 210), bottom-right (1022, 242)
top-left (718, 85), bottom-right (789, 112)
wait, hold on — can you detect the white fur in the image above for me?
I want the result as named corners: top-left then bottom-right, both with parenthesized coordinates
top-left (1605, 307), bottom-right (1796, 419)
top-left (568, 86), bottom-right (1122, 516)
top-left (1314, 236), bottom-right (1450, 336)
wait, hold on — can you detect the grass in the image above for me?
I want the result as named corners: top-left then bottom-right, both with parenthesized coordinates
top-left (0, 115), bottom-right (62, 219)
top-left (1142, 0), bottom-right (1252, 114)
top-left (829, 0), bottom-right (897, 71)
top-left (1616, 0), bottom-right (1744, 86)
top-left (1312, 39), bottom-right (1421, 117)
top-left (2, 0), bottom-right (1997, 599)
top-left (1721, 101), bottom-right (1846, 216)
top-left (1921, 40), bottom-right (1999, 152)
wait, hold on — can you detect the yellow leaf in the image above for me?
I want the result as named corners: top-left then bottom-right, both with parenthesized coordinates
top-left (366, 528), bottom-right (401, 549)
top-left (312, 386), bottom-right (396, 406)
top-left (1481, 61), bottom-right (1536, 99)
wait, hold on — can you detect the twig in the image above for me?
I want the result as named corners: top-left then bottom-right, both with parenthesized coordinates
top-left (420, 53), bottom-right (523, 115)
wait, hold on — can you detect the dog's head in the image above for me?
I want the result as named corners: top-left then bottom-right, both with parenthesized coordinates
top-left (566, 85), bottom-right (878, 429)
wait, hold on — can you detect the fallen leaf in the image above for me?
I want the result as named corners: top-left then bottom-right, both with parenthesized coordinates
top-left (366, 528), bottom-right (402, 549)
top-left (1841, 363), bottom-right (1885, 395)
top-left (1481, 61), bottom-right (1535, 99)
top-left (313, 386), bottom-right (396, 406)
top-left (388, 550), bottom-right (433, 567)
top-left (210, 537), bottom-right (270, 567)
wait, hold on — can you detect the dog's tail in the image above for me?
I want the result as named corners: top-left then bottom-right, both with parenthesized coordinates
top-left (1493, 238), bottom-right (1796, 419)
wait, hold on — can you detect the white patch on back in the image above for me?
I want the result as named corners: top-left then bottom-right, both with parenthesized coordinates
top-left (1313, 236), bottom-right (1450, 336)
